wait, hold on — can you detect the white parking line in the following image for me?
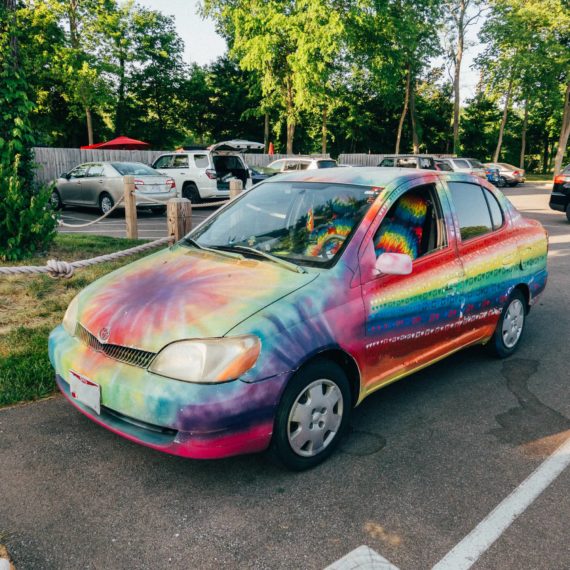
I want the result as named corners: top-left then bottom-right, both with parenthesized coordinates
top-left (432, 435), bottom-right (570, 570)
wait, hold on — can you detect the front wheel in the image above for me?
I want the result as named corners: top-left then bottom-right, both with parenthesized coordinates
top-left (488, 289), bottom-right (526, 358)
top-left (497, 177), bottom-right (507, 188)
top-left (50, 189), bottom-right (63, 210)
top-left (269, 359), bottom-right (351, 470)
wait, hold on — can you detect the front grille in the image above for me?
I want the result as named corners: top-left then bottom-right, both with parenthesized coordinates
top-left (76, 323), bottom-right (156, 369)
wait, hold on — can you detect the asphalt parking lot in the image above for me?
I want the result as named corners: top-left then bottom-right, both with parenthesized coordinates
top-left (1, 182), bottom-right (569, 569)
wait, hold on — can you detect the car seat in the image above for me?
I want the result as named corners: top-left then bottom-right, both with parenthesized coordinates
top-left (374, 192), bottom-right (429, 260)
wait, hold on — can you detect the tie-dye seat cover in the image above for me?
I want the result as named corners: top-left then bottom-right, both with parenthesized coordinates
top-left (374, 193), bottom-right (428, 260)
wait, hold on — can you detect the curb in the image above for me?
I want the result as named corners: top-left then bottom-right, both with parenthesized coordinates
top-left (0, 545), bottom-right (15, 570)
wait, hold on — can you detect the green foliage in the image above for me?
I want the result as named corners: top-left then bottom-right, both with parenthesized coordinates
top-left (0, 1), bottom-right (58, 261)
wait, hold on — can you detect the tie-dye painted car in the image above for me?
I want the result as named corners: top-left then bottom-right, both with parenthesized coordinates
top-left (49, 168), bottom-right (548, 470)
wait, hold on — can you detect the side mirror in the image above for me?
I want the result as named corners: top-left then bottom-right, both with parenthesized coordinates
top-left (61, 172), bottom-right (70, 180)
top-left (374, 252), bottom-right (413, 276)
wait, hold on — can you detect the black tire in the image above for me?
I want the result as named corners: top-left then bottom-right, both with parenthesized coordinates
top-left (497, 176), bottom-right (507, 188)
top-left (268, 359), bottom-right (352, 471)
top-left (488, 289), bottom-right (527, 358)
top-left (182, 182), bottom-right (202, 204)
top-left (99, 192), bottom-right (115, 215)
top-left (50, 189), bottom-right (63, 210)
top-left (565, 204), bottom-right (570, 223)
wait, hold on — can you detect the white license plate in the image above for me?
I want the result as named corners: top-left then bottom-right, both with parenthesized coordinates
top-left (69, 370), bottom-right (101, 415)
top-left (142, 185), bottom-right (165, 193)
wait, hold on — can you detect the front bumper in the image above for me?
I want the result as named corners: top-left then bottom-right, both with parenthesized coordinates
top-left (49, 326), bottom-right (288, 459)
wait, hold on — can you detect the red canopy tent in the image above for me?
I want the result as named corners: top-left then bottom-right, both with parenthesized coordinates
top-left (80, 136), bottom-right (150, 150)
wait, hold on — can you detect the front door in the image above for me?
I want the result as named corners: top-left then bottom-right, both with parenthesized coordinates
top-left (359, 180), bottom-right (465, 395)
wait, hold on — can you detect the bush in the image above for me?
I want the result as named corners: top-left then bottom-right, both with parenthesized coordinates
top-left (0, 151), bottom-right (58, 261)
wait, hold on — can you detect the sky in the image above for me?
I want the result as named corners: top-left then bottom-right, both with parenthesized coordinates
top-left (137, 0), bottom-right (483, 102)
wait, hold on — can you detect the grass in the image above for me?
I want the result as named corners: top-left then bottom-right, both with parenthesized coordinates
top-left (525, 173), bottom-right (553, 182)
top-left (0, 234), bottom-right (155, 408)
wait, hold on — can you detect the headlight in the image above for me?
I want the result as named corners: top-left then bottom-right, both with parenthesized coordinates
top-left (62, 295), bottom-right (79, 336)
top-left (149, 335), bottom-right (261, 383)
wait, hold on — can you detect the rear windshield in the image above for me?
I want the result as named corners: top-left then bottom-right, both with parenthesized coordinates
top-left (317, 160), bottom-right (338, 169)
top-left (112, 162), bottom-right (159, 176)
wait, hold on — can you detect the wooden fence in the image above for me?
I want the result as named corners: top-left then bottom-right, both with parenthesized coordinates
top-left (32, 147), bottom-right (330, 183)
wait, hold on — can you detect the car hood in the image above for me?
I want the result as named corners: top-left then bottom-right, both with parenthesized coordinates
top-left (76, 245), bottom-right (317, 353)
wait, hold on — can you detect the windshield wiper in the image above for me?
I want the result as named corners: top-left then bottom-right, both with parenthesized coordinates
top-left (181, 237), bottom-right (243, 259)
top-left (217, 245), bottom-right (307, 274)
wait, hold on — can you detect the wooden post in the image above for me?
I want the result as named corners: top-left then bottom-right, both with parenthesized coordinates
top-left (123, 175), bottom-right (138, 239)
top-left (229, 178), bottom-right (243, 199)
top-left (167, 198), bottom-right (192, 243)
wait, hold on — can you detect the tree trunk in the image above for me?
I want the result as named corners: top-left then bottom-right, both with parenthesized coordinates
top-left (115, 55), bottom-right (126, 136)
top-left (452, 29), bottom-right (464, 155)
top-left (264, 112), bottom-right (269, 153)
top-left (285, 78), bottom-right (295, 154)
top-left (410, 80), bottom-right (419, 153)
top-left (321, 108), bottom-right (328, 154)
top-left (519, 98), bottom-right (528, 169)
top-left (542, 132), bottom-right (550, 174)
top-left (553, 81), bottom-right (570, 175)
top-left (493, 74), bottom-right (514, 163)
top-left (86, 107), bottom-right (93, 146)
top-left (395, 65), bottom-right (411, 154)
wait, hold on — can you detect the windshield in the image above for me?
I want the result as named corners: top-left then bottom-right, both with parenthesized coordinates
top-left (189, 181), bottom-right (374, 267)
top-left (111, 162), bottom-right (160, 176)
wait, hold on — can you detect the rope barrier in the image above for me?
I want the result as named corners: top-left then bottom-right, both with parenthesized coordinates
top-left (58, 196), bottom-right (125, 228)
top-left (0, 237), bottom-right (171, 279)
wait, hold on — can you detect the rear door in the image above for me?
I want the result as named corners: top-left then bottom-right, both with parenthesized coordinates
top-left (359, 178), bottom-right (466, 394)
top-left (445, 180), bottom-right (512, 342)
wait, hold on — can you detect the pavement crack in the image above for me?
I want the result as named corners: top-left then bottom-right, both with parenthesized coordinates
top-left (490, 358), bottom-right (570, 454)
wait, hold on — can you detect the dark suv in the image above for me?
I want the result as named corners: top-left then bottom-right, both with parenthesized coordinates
top-left (549, 164), bottom-right (570, 222)
top-left (377, 155), bottom-right (437, 170)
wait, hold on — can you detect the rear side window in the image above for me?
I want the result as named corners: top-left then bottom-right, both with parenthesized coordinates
top-left (448, 182), bottom-right (493, 241)
top-left (172, 155), bottom-right (189, 168)
top-left (87, 164), bottom-right (104, 177)
top-left (437, 160), bottom-right (453, 172)
top-left (396, 157), bottom-right (417, 168)
top-left (453, 159), bottom-right (470, 169)
top-left (483, 188), bottom-right (504, 229)
top-left (193, 154), bottom-right (209, 168)
top-left (317, 160), bottom-right (337, 169)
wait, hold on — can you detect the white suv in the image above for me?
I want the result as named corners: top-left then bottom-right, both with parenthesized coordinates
top-left (436, 157), bottom-right (487, 179)
top-left (152, 140), bottom-right (263, 202)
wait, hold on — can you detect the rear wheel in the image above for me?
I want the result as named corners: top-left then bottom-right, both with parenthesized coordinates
top-left (488, 289), bottom-right (526, 358)
top-left (99, 193), bottom-right (115, 215)
top-left (182, 182), bottom-right (202, 204)
top-left (269, 359), bottom-right (351, 470)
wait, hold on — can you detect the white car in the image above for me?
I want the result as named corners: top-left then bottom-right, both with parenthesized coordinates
top-left (436, 157), bottom-right (487, 179)
top-left (152, 140), bottom-right (263, 203)
top-left (267, 157), bottom-right (338, 171)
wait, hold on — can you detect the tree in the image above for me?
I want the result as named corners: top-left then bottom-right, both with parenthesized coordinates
top-left (443, 0), bottom-right (485, 154)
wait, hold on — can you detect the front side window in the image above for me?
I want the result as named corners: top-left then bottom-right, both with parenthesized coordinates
top-left (379, 158), bottom-right (395, 167)
top-left (70, 164), bottom-right (88, 178)
top-left (448, 182), bottom-right (494, 241)
top-left (87, 164), bottom-right (104, 177)
top-left (153, 155), bottom-right (173, 169)
top-left (470, 159), bottom-right (485, 169)
top-left (453, 159), bottom-right (470, 169)
top-left (191, 182), bottom-right (373, 267)
top-left (396, 158), bottom-right (417, 168)
top-left (284, 161), bottom-right (300, 171)
top-left (373, 184), bottom-right (447, 261)
top-left (269, 160), bottom-right (285, 171)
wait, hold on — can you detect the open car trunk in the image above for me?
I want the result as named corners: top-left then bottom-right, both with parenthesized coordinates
top-left (212, 153), bottom-right (250, 190)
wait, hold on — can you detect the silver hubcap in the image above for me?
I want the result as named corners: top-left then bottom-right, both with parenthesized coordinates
top-left (101, 196), bottom-right (113, 213)
top-left (287, 379), bottom-right (343, 457)
top-left (502, 298), bottom-right (524, 348)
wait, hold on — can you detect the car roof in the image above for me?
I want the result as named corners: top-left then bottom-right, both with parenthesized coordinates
top-left (264, 167), bottom-right (446, 187)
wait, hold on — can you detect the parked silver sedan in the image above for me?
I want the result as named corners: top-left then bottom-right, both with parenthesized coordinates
top-left (52, 162), bottom-right (177, 214)
top-left (484, 162), bottom-right (526, 187)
